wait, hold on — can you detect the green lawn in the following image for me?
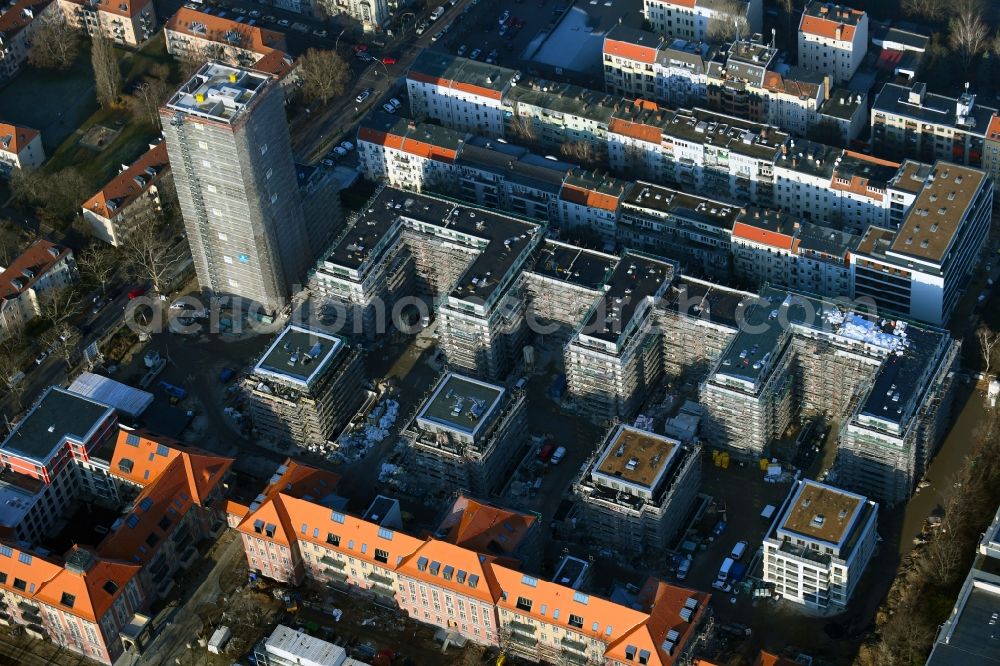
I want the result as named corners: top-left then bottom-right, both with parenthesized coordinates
top-left (0, 47), bottom-right (97, 153)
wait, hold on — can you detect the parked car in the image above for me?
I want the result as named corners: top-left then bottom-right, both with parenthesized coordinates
top-left (676, 556), bottom-right (691, 580)
top-left (381, 56), bottom-right (397, 65)
top-left (277, 18), bottom-right (290, 27)
top-left (321, 158), bottom-right (335, 166)
top-left (263, 14), bottom-right (275, 22)
top-left (127, 287), bottom-right (146, 299)
top-left (457, 44), bottom-right (468, 55)
top-left (469, 48), bottom-right (482, 59)
top-left (730, 540), bottom-right (748, 561)
top-left (352, 44), bottom-right (368, 53)
top-left (34, 351), bottom-right (48, 365)
top-left (550, 446), bottom-right (566, 465)
top-left (388, 97), bottom-right (401, 109)
top-left (313, 28), bottom-right (328, 37)
top-left (333, 146), bottom-right (348, 157)
top-left (340, 141), bottom-right (354, 151)
top-left (498, 9), bottom-right (510, 24)
top-left (537, 441), bottom-right (556, 462)
top-left (355, 88), bottom-right (373, 103)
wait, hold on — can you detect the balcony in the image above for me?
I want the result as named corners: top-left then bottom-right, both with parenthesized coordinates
top-left (320, 555), bottom-right (345, 569)
top-left (508, 620), bottom-right (536, 635)
top-left (561, 636), bottom-right (588, 653)
top-left (510, 632), bottom-right (538, 648)
top-left (367, 572), bottom-right (394, 586)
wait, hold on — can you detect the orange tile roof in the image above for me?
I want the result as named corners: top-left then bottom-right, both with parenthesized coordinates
top-left (987, 114), bottom-right (1000, 142)
top-left (252, 49), bottom-right (295, 78)
top-left (399, 137), bottom-right (457, 163)
top-left (260, 459), bottom-right (341, 502)
top-left (609, 578), bottom-right (708, 666)
top-left (610, 117), bottom-right (663, 144)
top-left (0, 121), bottom-right (40, 156)
top-left (397, 539), bottom-right (502, 604)
top-left (61, 0), bottom-right (151, 18)
top-left (800, 4), bottom-right (864, 42)
top-left (0, 544), bottom-right (139, 623)
top-left (406, 70), bottom-right (503, 102)
top-left (843, 149), bottom-right (899, 168)
top-left (732, 221), bottom-right (798, 252)
top-left (560, 183), bottom-right (621, 212)
top-left (0, 0), bottom-right (52, 40)
top-left (109, 428), bottom-right (232, 502)
top-left (605, 37), bottom-right (659, 64)
top-left (652, 0), bottom-right (696, 7)
top-left (83, 142), bottom-right (169, 220)
top-left (0, 240), bottom-right (71, 301)
top-left (166, 7), bottom-right (287, 56)
top-left (755, 651), bottom-right (801, 666)
top-left (440, 495), bottom-right (536, 558)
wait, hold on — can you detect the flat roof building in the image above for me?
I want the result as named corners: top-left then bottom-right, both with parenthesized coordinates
top-left (764, 479), bottom-right (878, 609)
top-left (574, 425), bottom-right (701, 554)
top-left (402, 373), bottom-right (526, 498)
top-left (247, 325), bottom-right (364, 451)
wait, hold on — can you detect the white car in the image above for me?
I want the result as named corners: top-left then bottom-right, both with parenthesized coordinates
top-left (469, 48), bottom-right (482, 60)
top-left (340, 141), bottom-right (354, 151)
top-left (355, 89), bottom-right (372, 103)
top-left (34, 351), bottom-right (48, 365)
top-left (389, 97), bottom-right (402, 109)
top-left (457, 44), bottom-right (468, 56)
top-left (277, 18), bottom-right (290, 27)
top-left (499, 10), bottom-right (510, 25)
top-left (333, 146), bottom-right (348, 157)
top-left (550, 446), bottom-right (566, 465)
top-left (383, 103), bottom-right (397, 113)
top-left (321, 158), bottom-right (335, 167)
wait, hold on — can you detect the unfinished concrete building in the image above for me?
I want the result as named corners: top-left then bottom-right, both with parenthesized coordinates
top-left (564, 254), bottom-right (675, 423)
top-left (696, 288), bottom-right (959, 505)
top-left (310, 188), bottom-right (540, 379)
top-left (246, 325), bottom-right (364, 451)
top-left (573, 425), bottom-right (701, 554)
top-left (401, 372), bottom-right (528, 497)
top-left (655, 277), bottom-right (750, 384)
top-left (521, 240), bottom-right (619, 348)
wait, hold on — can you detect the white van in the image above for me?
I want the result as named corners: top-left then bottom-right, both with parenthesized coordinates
top-left (716, 557), bottom-right (734, 584)
top-left (430, 6), bottom-right (445, 20)
top-left (730, 540), bottom-right (748, 561)
top-left (550, 446), bottom-right (566, 465)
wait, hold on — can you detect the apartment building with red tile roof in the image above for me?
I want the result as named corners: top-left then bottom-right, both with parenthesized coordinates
top-left (231, 459), bottom-right (710, 663)
top-left (58, 0), bottom-right (156, 46)
top-left (0, 0), bottom-right (59, 86)
top-left (0, 425), bottom-right (232, 664)
top-left (798, 2), bottom-right (867, 84)
top-left (164, 7), bottom-right (293, 79)
top-left (0, 239), bottom-right (77, 340)
top-left (0, 120), bottom-right (45, 175)
top-left (643, 0), bottom-right (762, 42)
top-left (82, 142), bottom-right (170, 246)
top-left (436, 494), bottom-right (540, 568)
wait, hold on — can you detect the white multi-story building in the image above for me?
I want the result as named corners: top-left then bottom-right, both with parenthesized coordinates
top-left (82, 142), bottom-right (170, 246)
top-left (0, 240), bottom-right (77, 340)
top-left (851, 162), bottom-right (992, 326)
top-left (356, 113), bottom-right (465, 193)
top-left (871, 82), bottom-right (998, 168)
top-left (797, 2), bottom-right (867, 84)
top-left (763, 479), bottom-right (878, 609)
top-left (557, 169), bottom-right (627, 242)
top-left (407, 50), bottom-right (516, 137)
top-left (643, 0), bottom-right (762, 43)
top-left (0, 0), bottom-right (61, 86)
top-left (0, 121), bottom-right (44, 177)
top-left (58, 0), bottom-right (156, 47)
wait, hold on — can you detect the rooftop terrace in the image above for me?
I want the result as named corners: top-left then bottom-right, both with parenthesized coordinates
top-left (778, 480), bottom-right (865, 548)
top-left (593, 425), bottom-right (680, 491)
top-left (165, 63), bottom-right (269, 124)
top-left (253, 325), bottom-right (343, 388)
top-left (416, 373), bottom-right (505, 439)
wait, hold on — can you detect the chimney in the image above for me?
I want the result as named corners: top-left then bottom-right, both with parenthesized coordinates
top-left (836, 26), bottom-right (842, 40)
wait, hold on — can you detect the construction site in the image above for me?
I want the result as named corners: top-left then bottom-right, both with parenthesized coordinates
top-left (245, 324), bottom-right (365, 453)
top-left (307, 187), bottom-right (961, 508)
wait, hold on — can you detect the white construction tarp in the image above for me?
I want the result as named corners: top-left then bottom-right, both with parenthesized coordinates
top-left (68, 372), bottom-right (154, 418)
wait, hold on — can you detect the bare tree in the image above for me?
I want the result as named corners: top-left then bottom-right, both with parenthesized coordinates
top-left (977, 325), bottom-right (1000, 377)
top-left (132, 78), bottom-right (172, 128)
top-left (705, 0), bottom-right (749, 43)
top-left (78, 245), bottom-right (120, 296)
top-left (559, 141), bottom-right (607, 169)
top-left (118, 206), bottom-right (187, 295)
top-left (0, 338), bottom-right (29, 409)
top-left (298, 48), bottom-right (351, 105)
top-left (92, 33), bottom-right (122, 108)
top-left (27, 13), bottom-right (81, 70)
top-left (0, 222), bottom-right (24, 268)
top-left (949, 0), bottom-right (989, 71)
top-left (901, 0), bottom-right (949, 21)
top-left (507, 106), bottom-right (538, 146)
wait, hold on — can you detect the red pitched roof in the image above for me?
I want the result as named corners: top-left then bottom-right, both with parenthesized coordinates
top-left (610, 117), bottom-right (663, 144)
top-left (61, 0), bottom-right (151, 18)
top-left (0, 121), bottom-right (40, 155)
top-left (83, 143), bottom-right (169, 220)
top-left (439, 495), bottom-right (536, 558)
top-left (604, 37), bottom-right (660, 64)
top-left (0, 240), bottom-right (70, 301)
top-left (560, 183), bottom-right (622, 212)
top-left (166, 7), bottom-right (287, 56)
top-left (0, 0), bottom-right (52, 41)
top-left (732, 221), bottom-right (798, 252)
top-left (800, 4), bottom-right (864, 42)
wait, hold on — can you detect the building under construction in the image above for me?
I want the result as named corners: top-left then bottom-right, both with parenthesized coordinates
top-left (246, 324), bottom-right (364, 451)
top-left (400, 372), bottom-right (528, 497)
top-left (563, 253), bottom-right (675, 423)
top-left (573, 424), bottom-right (701, 554)
top-left (309, 188), bottom-right (540, 379)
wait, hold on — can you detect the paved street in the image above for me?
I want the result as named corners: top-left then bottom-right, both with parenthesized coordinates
top-left (124, 531), bottom-right (245, 666)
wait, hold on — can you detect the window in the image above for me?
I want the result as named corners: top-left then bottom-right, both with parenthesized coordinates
top-left (374, 548), bottom-right (389, 564)
top-left (516, 597), bottom-right (533, 612)
top-left (326, 533), bottom-right (340, 546)
top-left (218, 232), bottom-right (228, 241)
top-left (18, 552), bottom-right (31, 565)
top-left (0, 545), bottom-right (10, 558)
top-left (125, 433), bottom-right (140, 447)
top-left (568, 614), bottom-right (584, 629)
top-left (13, 578), bottom-right (26, 591)
top-left (60, 592), bottom-right (75, 608)
top-left (332, 511), bottom-right (345, 524)
top-left (377, 526), bottom-right (394, 540)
